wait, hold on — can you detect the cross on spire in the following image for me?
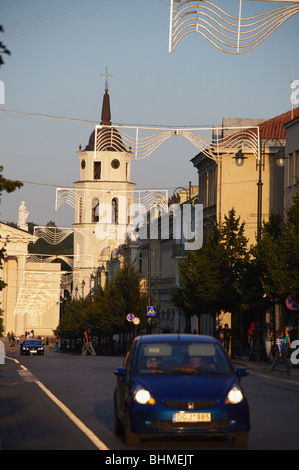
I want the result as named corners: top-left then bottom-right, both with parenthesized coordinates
top-left (101, 66), bottom-right (113, 90)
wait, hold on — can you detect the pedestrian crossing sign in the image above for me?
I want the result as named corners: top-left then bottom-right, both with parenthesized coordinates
top-left (147, 306), bottom-right (157, 316)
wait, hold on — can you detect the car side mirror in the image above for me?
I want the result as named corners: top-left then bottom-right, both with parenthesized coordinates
top-left (236, 367), bottom-right (249, 379)
top-left (114, 367), bottom-right (127, 380)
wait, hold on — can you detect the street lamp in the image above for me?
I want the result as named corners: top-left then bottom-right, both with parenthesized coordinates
top-left (233, 149), bottom-right (247, 167)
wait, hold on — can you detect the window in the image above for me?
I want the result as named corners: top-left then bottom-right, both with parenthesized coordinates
top-left (139, 253), bottom-right (143, 273)
top-left (112, 198), bottom-right (118, 225)
top-left (94, 162), bottom-right (101, 179)
top-left (92, 198), bottom-right (99, 222)
top-left (78, 197), bottom-right (82, 223)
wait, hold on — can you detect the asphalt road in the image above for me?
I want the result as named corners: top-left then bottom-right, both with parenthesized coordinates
top-left (1, 345), bottom-right (299, 452)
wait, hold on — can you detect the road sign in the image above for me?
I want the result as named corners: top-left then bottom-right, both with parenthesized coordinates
top-left (133, 317), bottom-right (140, 325)
top-left (126, 313), bottom-right (135, 322)
top-left (286, 296), bottom-right (299, 311)
top-left (147, 306), bottom-right (157, 316)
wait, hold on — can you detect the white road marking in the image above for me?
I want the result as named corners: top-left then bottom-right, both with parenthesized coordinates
top-left (5, 356), bottom-right (110, 450)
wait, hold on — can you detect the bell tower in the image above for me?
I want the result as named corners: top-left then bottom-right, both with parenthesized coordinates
top-left (73, 85), bottom-right (135, 295)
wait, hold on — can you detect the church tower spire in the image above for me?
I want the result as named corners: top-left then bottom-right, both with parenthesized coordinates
top-left (100, 67), bottom-right (112, 125)
top-left (100, 88), bottom-right (111, 126)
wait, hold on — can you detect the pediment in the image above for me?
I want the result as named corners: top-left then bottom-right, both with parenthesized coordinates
top-left (0, 222), bottom-right (33, 243)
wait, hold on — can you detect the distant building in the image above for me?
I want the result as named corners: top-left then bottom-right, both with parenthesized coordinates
top-left (284, 114), bottom-right (299, 211)
top-left (0, 222), bottom-right (32, 336)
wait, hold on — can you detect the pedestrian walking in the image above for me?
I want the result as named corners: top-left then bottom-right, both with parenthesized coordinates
top-left (270, 329), bottom-right (291, 375)
top-left (223, 324), bottom-right (231, 354)
top-left (284, 326), bottom-right (291, 357)
top-left (263, 323), bottom-right (273, 361)
top-left (81, 328), bottom-right (96, 356)
top-left (10, 334), bottom-right (15, 352)
top-left (217, 326), bottom-right (224, 346)
top-left (248, 322), bottom-right (255, 351)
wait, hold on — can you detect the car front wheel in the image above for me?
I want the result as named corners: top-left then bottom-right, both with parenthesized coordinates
top-left (113, 402), bottom-right (123, 437)
top-left (233, 432), bottom-right (249, 446)
top-left (124, 410), bottom-right (140, 446)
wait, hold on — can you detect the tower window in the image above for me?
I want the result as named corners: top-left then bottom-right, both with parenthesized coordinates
top-left (94, 162), bottom-right (101, 179)
top-left (112, 198), bottom-right (118, 225)
top-left (79, 197), bottom-right (83, 223)
top-left (92, 198), bottom-right (99, 222)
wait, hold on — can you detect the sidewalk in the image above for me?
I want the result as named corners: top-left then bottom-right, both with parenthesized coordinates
top-left (233, 355), bottom-right (299, 382)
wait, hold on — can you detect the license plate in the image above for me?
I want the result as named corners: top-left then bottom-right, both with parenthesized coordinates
top-left (172, 412), bottom-right (211, 423)
top-left (30, 350), bottom-right (37, 353)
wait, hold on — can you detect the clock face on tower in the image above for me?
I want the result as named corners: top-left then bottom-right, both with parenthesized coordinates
top-left (111, 159), bottom-right (120, 169)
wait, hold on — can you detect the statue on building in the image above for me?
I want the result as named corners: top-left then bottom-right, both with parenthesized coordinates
top-left (17, 201), bottom-right (29, 231)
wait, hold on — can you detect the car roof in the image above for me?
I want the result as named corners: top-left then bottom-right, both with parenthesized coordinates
top-left (137, 334), bottom-right (218, 344)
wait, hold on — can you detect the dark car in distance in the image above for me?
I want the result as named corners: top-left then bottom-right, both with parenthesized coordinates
top-left (114, 334), bottom-right (250, 446)
top-left (20, 339), bottom-right (44, 356)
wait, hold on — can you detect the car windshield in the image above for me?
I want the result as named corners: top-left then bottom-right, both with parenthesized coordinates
top-left (23, 340), bottom-right (42, 345)
top-left (136, 341), bottom-right (232, 376)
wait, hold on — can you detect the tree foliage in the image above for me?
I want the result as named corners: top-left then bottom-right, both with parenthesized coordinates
top-left (172, 190), bottom-right (299, 326)
top-left (0, 26), bottom-right (10, 68)
top-left (171, 209), bottom-right (250, 321)
top-left (55, 260), bottom-right (147, 339)
top-left (252, 187), bottom-right (299, 301)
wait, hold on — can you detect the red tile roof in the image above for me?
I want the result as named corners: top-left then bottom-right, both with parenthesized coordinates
top-left (259, 107), bottom-right (299, 139)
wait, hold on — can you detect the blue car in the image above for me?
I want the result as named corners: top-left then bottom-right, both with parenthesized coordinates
top-left (114, 334), bottom-right (250, 446)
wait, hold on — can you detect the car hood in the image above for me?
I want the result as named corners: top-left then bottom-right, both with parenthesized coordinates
top-left (135, 374), bottom-right (236, 401)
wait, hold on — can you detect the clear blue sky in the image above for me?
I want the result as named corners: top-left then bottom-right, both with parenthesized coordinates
top-left (0, 0), bottom-right (298, 227)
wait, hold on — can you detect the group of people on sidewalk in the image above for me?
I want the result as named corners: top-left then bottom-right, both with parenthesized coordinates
top-left (216, 322), bottom-right (293, 375)
top-left (6, 331), bottom-right (18, 352)
top-left (264, 323), bottom-right (292, 375)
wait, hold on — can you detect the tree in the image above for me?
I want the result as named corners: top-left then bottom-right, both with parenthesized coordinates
top-left (0, 166), bottom-right (23, 199)
top-left (251, 187), bottom-right (299, 303)
top-left (284, 188), bottom-right (299, 299)
top-left (28, 220), bottom-right (73, 257)
top-left (90, 259), bottom-right (148, 334)
top-left (0, 26), bottom-right (10, 67)
top-left (171, 209), bottom-right (250, 328)
top-left (55, 259), bottom-right (148, 340)
top-left (251, 213), bottom-right (287, 303)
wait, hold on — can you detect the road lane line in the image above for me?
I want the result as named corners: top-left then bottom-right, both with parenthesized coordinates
top-left (5, 356), bottom-right (110, 450)
top-left (35, 380), bottom-right (110, 450)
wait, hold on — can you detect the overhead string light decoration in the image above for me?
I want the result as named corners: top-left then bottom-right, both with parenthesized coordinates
top-left (169, 0), bottom-right (299, 54)
top-left (94, 124), bottom-right (260, 161)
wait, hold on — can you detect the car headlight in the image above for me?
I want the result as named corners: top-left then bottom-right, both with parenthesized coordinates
top-left (134, 388), bottom-right (155, 405)
top-left (225, 386), bottom-right (244, 404)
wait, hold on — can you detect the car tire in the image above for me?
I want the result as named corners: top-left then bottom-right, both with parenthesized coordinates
top-left (113, 403), bottom-right (123, 437)
top-left (233, 432), bottom-right (249, 446)
top-left (124, 410), bottom-right (140, 446)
